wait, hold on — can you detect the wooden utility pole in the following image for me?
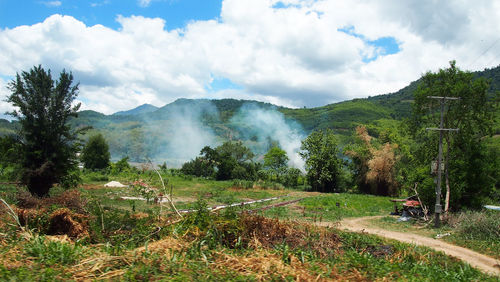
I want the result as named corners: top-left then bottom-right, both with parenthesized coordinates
top-left (426, 96), bottom-right (459, 228)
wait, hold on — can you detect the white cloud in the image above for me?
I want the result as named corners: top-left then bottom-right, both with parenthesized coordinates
top-left (0, 0), bottom-right (499, 115)
top-left (137, 0), bottom-right (152, 8)
top-left (41, 1), bottom-right (62, 7)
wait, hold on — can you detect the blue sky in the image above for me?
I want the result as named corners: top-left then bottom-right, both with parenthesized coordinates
top-left (0, 0), bottom-right (498, 115)
top-left (0, 0), bottom-right (221, 30)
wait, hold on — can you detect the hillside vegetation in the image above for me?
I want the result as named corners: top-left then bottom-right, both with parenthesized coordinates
top-left (1, 65), bottom-right (499, 162)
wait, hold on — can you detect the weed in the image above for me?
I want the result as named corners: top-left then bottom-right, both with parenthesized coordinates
top-left (446, 210), bottom-right (500, 241)
top-left (442, 210), bottom-right (500, 258)
top-left (25, 236), bottom-right (82, 265)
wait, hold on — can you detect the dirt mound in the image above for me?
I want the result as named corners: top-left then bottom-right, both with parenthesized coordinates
top-left (16, 190), bottom-right (86, 213)
top-left (47, 208), bottom-right (89, 238)
top-left (17, 207), bottom-right (89, 239)
top-left (104, 181), bottom-right (127, 188)
top-left (239, 214), bottom-right (340, 257)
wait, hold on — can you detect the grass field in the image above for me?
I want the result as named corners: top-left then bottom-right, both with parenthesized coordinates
top-left (0, 171), bottom-right (498, 280)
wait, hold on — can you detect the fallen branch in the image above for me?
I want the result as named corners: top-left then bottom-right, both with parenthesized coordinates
top-left (147, 159), bottom-right (182, 218)
top-left (0, 197), bottom-right (21, 228)
top-left (413, 183), bottom-right (429, 221)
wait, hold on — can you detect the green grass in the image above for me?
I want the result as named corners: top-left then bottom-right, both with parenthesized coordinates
top-left (2, 171), bottom-right (498, 280)
top-left (25, 236), bottom-right (82, 265)
top-left (444, 210), bottom-right (500, 260)
top-left (298, 193), bottom-right (395, 221)
top-left (2, 203), bottom-right (496, 281)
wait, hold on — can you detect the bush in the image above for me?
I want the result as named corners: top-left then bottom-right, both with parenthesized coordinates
top-left (180, 157), bottom-right (214, 178)
top-left (111, 157), bottom-right (132, 174)
top-left (283, 168), bottom-right (302, 187)
top-left (446, 210), bottom-right (500, 241)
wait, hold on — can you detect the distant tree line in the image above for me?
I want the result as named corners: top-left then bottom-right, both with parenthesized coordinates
top-left (0, 63), bottom-right (497, 213)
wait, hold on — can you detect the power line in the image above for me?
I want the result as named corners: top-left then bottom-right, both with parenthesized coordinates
top-left (468, 38), bottom-right (500, 69)
top-left (485, 48), bottom-right (500, 67)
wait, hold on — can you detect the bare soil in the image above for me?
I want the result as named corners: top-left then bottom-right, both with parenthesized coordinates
top-left (318, 216), bottom-right (500, 276)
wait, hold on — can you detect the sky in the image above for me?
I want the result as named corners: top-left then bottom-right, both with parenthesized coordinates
top-left (0, 0), bottom-right (499, 116)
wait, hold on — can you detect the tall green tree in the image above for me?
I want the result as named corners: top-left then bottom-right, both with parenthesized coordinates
top-left (7, 65), bottom-right (82, 197)
top-left (263, 146), bottom-right (288, 181)
top-left (300, 129), bottom-right (342, 192)
top-left (81, 133), bottom-right (111, 170)
top-left (411, 61), bottom-right (498, 210)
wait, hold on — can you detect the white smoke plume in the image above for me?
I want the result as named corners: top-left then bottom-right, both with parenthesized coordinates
top-left (142, 100), bottom-right (220, 167)
top-left (231, 104), bottom-right (305, 171)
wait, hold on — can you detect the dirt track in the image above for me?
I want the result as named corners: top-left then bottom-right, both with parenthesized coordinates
top-left (317, 216), bottom-right (500, 276)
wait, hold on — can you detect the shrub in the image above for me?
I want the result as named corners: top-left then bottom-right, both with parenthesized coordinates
top-left (446, 210), bottom-right (500, 241)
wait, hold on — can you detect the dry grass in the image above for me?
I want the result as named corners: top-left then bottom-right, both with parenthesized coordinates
top-left (240, 214), bottom-right (341, 257)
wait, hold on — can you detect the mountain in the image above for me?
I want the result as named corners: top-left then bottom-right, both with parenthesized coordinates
top-left (113, 104), bottom-right (159, 116)
top-left (2, 65), bottom-right (499, 162)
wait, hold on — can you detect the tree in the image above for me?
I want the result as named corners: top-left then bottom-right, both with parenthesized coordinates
top-left (7, 65), bottom-right (82, 197)
top-left (345, 125), bottom-right (400, 196)
top-left (411, 61), bottom-right (498, 210)
top-left (180, 157), bottom-right (215, 177)
top-left (300, 129), bottom-right (342, 192)
top-left (263, 146), bottom-right (288, 181)
top-left (0, 135), bottom-right (21, 178)
top-left (81, 133), bottom-right (111, 170)
top-left (183, 141), bottom-right (258, 181)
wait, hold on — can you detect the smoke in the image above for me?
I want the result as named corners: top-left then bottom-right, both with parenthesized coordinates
top-left (141, 99), bottom-right (220, 167)
top-left (106, 99), bottom-right (307, 170)
top-left (231, 104), bottom-right (306, 171)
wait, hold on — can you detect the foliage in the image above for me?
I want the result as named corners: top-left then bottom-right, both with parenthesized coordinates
top-left (1, 65), bottom-right (499, 164)
top-left (410, 61), bottom-right (499, 210)
top-left (81, 133), bottom-right (111, 170)
top-left (0, 174), bottom-right (497, 280)
top-left (345, 126), bottom-right (400, 196)
top-left (0, 135), bottom-right (21, 180)
top-left (263, 146), bottom-right (289, 181)
top-left (6, 65), bottom-right (83, 197)
top-left (442, 210), bottom-right (500, 259)
top-left (111, 156), bottom-right (132, 174)
top-left (182, 141), bottom-right (259, 181)
top-left (300, 129), bottom-right (343, 192)
top-left (446, 210), bottom-right (500, 242)
top-left (282, 168), bottom-right (302, 187)
top-left (180, 157), bottom-right (214, 178)
top-left (25, 236), bottom-right (82, 265)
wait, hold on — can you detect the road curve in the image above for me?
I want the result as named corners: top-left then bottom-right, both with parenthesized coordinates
top-left (317, 216), bottom-right (500, 276)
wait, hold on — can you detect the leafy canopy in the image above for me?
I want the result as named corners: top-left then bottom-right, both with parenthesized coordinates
top-left (81, 133), bottom-right (111, 170)
top-left (7, 65), bottom-right (82, 197)
top-left (410, 61), bottom-right (498, 209)
top-left (300, 129), bottom-right (342, 193)
top-left (263, 146), bottom-right (288, 179)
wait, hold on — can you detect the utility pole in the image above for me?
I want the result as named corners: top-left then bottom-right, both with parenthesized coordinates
top-left (426, 96), bottom-right (459, 228)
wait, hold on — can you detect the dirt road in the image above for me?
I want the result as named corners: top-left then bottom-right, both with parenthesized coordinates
top-left (318, 216), bottom-right (500, 276)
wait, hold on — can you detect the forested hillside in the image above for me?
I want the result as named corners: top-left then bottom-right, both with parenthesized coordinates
top-left (1, 65), bottom-right (499, 162)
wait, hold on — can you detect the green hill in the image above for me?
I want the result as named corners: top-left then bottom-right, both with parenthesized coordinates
top-left (2, 65), bottom-right (499, 162)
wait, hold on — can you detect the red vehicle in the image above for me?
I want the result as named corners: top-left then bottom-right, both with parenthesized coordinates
top-left (391, 196), bottom-right (425, 218)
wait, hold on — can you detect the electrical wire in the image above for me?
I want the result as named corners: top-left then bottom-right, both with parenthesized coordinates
top-left (467, 38), bottom-right (500, 69)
